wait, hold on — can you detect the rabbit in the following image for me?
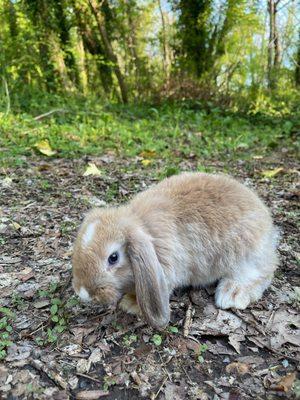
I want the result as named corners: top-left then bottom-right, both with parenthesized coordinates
top-left (72, 172), bottom-right (278, 329)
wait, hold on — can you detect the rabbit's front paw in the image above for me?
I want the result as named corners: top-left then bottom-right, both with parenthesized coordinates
top-left (215, 279), bottom-right (251, 310)
top-left (119, 293), bottom-right (142, 316)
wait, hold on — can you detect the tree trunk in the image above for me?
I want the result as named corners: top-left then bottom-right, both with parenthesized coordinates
top-left (295, 29), bottom-right (300, 87)
top-left (53, 0), bottom-right (78, 86)
top-left (75, 31), bottom-right (88, 95)
top-left (267, 0), bottom-right (281, 89)
top-left (273, 1), bottom-right (281, 67)
top-left (126, 0), bottom-right (142, 96)
top-left (267, 0), bottom-right (275, 88)
top-left (7, 0), bottom-right (18, 38)
top-left (157, 0), bottom-right (170, 86)
top-left (48, 32), bottom-right (74, 92)
top-left (72, 1), bottom-right (114, 96)
top-left (88, 0), bottom-right (129, 103)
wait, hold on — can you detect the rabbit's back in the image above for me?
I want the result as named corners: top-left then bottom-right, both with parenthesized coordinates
top-left (130, 173), bottom-right (275, 287)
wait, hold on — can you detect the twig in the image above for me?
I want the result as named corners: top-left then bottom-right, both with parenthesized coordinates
top-left (182, 366), bottom-right (193, 385)
top-left (29, 321), bottom-right (49, 336)
top-left (158, 353), bottom-right (172, 381)
top-left (183, 301), bottom-right (194, 337)
top-left (151, 376), bottom-right (168, 400)
top-left (130, 371), bottom-right (143, 386)
top-left (264, 309), bottom-right (276, 331)
top-left (28, 359), bottom-right (69, 391)
top-left (76, 372), bottom-right (102, 384)
top-left (34, 109), bottom-right (67, 121)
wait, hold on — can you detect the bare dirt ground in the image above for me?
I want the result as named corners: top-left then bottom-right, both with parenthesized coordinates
top-left (0, 153), bottom-right (299, 400)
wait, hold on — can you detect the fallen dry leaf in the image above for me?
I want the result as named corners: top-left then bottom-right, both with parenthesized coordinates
top-left (76, 390), bottom-right (109, 399)
top-left (261, 167), bottom-right (284, 178)
top-left (141, 159), bottom-right (152, 166)
top-left (139, 150), bottom-right (157, 158)
top-left (226, 361), bottom-right (250, 375)
top-left (34, 140), bottom-right (56, 156)
top-left (33, 300), bottom-right (50, 309)
top-left (11, 221), bottom-right (21, 230)
top-left (266, 309), bottom-right (299, 349)
top-left (271, 372), bottom-right (297, 392)
top-left (83, 163), bottom-right (102, 177)
top-left (191, 304), bottom-right (245, 336)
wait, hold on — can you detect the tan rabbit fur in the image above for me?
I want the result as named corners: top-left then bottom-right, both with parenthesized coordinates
top-left (72, 172), bottom-right (278, 329)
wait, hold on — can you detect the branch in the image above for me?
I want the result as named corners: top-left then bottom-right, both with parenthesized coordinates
top-left (34, 109), bottom-right (67, 121)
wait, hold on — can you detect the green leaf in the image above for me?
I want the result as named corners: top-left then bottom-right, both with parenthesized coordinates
top-left (55, 325), bottom-right (65, 333)
top-left (51, 315), bottom-right (59, 322)
top-left (151, 334), bottom-right (162, 346)
top-left (50, 304), bottom-right (58, 315)
top-left (168, 326), bottom-right (179, 333)
top-left (58, 318), bottom-right (66, 326)
top-left (197, 355), bottom-right (204, 363)
top-left (0, 307), bottom-right (14, 318)
top-left (5, 325), bottom-right (13, 333)
top-left (0, 349), bottom-right (7, 359)
top-left (199, 343), bottom-right (208, 353)
top-left (51, 298), bottom-right (62, 305)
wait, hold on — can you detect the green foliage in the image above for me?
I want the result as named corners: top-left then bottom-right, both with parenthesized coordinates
top-left (196, 342), bottom-right (208, 363)
top-left (0, 307), bottom-right (15, 360)
top-left (0, 97), bottom-right (298, 169)
top-left (103, 375), bottom-right (117, 391)
top-left (122, 334), bottom-right (138, 347)
top-left (0, 0), bottom-right (299, 105)
top-left (151, 334), bottom-right (163, 346)
top-left (35, 282), bottom-right (78, 346)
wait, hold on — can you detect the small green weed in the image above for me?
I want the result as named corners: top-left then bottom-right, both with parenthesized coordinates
top-left (0, 99), bottom-right (298, 168)
top-left (196, 343), bottom-right (208, 363)
top-left (39, 179), bottom-right (52, 190)
top-left (0, 307), bottom-right (15, 359)
top-left (168, 326), bottom-right (179, 334)
top-left (151, 334), bottom-right (163, 346)
top-left (35, 282), bottom-right (79, 345)
top-left (122, 334), bottom-right (138, 347)
top-left (103, 375), bottom-right (116, 391)
top-left (11, 293), bottom-right (26, 310)
top-left (60, 220), bottom-right (77, 236)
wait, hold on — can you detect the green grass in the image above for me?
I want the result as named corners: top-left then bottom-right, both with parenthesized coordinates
top-left (0, 97), bottom-right (299, 168)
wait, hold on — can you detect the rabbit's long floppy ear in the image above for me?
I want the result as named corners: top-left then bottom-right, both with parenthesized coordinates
top-left (128, 229), bottom-right (170, 329)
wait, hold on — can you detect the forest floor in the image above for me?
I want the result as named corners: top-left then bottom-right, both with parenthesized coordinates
top-left (0, 151), bottom-right (299, 400)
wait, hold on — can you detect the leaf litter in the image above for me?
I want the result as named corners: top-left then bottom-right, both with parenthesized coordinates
top-left (0, 154), bottom-right (299, 399)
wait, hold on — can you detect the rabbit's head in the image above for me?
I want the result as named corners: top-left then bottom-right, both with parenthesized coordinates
top-left (72, 208), bottom-right (170, 329)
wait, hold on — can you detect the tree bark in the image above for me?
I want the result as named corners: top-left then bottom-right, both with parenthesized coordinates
top-left (126, 0), bottom-right (142, 96)
top-left (72, 0), bottom-right (114, 96)
top-left (88, 0), bottom-right (129, 103)
top-left (267, 0), bottom-right (281, 89)
top-left (273, 1), bottom-right (281, 67)
top-left (295, 29), bottom-right (300, 87)
top-left (157, 0), bottom-right (170, 86)
top-left (267, 0), bottom-right (275, 88)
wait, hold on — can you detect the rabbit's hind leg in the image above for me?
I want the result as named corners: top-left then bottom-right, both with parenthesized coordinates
top-left (215, 233), bottom-right (278, 310)
top-left (215, 277), bottom-right (270, 310)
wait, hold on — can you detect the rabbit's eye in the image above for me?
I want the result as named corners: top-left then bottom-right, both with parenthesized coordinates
top-left (108, 252), bottom-right (119, 266)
